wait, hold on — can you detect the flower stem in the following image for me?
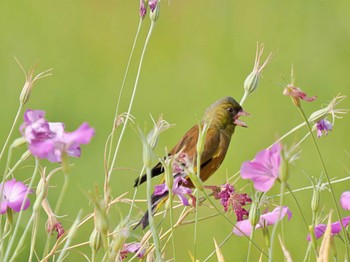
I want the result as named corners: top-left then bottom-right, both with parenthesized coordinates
top-left (106, 17), bottom-right (143, 169)
top-left (268, 181), bottom-right (286, 262)
top-left (0, 104), bottom-right (23, 162)
top-left (107, 21), bottom-right (156, 183)
top-left (297, 105), bottom-right (350, 258)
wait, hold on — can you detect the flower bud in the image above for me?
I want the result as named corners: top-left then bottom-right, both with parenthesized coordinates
top-left (11, 137), bottom-right (27, 148)
top-left (19, 80), bottom-right (33, 106)
top-left (89, 229), bottom-right (102, 253)
top-left (149, 0), bottom-right (160, 22)
top-left (279, 149), bottom-right (289, 183)
top-left (311, 186), bottom-right (320, 213)
top-left (249, 201), bottom-right (260, 227)
top-left (244, 71), bottom-right (260, 98)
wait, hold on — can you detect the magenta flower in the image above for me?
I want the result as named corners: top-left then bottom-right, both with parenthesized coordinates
top-left (20, 109), bottom-right (95, 162)
top-left (120, 242), bottom-right (145, 260)
top-left (240, 143), bottom-right (282, 192)
top-left (207, 183), bottom-right (252, 221)
top-left (0, 179), bottom-right (33, 214)
top-left (283, 85), bottom-right (317, 104)
top-left (340, 191), bottom-right (350, 210)
top-left (307, 216), bottom-right (350, 241)
top-left (139, 0), bottom-right (147, 18)
top-left (154, 176), bottom-right (195, 206)
top-left (233, 206), bottom-right (292, 236)
top-left (149, 0), bottom-right (158, 12)
top-left (316, 119), bottom-right (332, 138)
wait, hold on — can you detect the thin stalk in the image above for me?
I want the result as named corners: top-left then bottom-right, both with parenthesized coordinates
top-left (168, 180), bottom-right (177, 261)
top-left (107, 21), bottom-right (156, 183)
top-left (107, 18), bottom-right (143, 168)
top-left (269, 181), bottom-right (286, 262)
top-left (247, 229), bottom-right (255, 262)
top-left (203, 232), bottom-right (234, 262)
top-left (297, 106), bottom-right (350, 258)
top-left (0, 105), bottom-right (23, 162)
top-left (145, 165), bottom-right (162, 261)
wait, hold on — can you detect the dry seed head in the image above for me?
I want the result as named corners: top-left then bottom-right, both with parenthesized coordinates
top-left (308, 94), bottom-right (348, 124)
top-left (14, 57), bottom-right (52, 106)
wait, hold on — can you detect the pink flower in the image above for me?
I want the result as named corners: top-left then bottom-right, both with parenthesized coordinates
top-left (307, 216), bottom-right (350, 240)
top-left (340, 191), bottom-right (350, 210)
top-left (20, 109), bottom-right (95, 162)
top-left (233, 206), bottom-right (292, 236)
top-left (207, 183), bottom-right (252, 221)
top-left (148, 0), bottom-right (158, 12)
top-left (120, 242), bottom-right (145, 260)
top-left (240, 143), bottom-right (282, 192)
top-left (0, 179), bottom-right (33, 214)
top-left (139, 0), bottom-right (147, 18)
top-left (154, 176), bottom-right (195, 206)
top-left (316, 119), bottom-right (332, 138)
top-left (283, 85), bottom-right (317, 106)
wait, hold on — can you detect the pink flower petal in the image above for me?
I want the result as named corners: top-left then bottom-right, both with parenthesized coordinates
top-left (340, 191), bottom-right (350, 210)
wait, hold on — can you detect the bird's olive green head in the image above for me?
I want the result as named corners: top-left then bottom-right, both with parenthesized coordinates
top-left (203, 97), bottom-right (249, 131)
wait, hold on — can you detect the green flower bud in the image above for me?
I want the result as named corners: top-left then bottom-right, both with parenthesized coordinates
top-left (249, 201), bottom-right (260, 227)
top-left (279, 149), bottom-right (289, 183)
top-left (89, 229), bottom-right (102, 253)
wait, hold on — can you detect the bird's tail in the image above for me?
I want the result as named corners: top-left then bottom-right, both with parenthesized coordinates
top-left (134, 191), bottom-right (169, 230)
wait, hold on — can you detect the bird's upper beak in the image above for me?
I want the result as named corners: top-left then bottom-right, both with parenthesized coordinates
top-left (233, 109), bottom-right (250, 127)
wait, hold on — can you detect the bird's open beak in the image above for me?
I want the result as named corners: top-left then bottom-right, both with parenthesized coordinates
top-left (233, 109), bottom-right (250, 127)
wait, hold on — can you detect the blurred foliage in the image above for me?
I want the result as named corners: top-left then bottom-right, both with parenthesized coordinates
top-left (0, 0), bottom-right (349, 260)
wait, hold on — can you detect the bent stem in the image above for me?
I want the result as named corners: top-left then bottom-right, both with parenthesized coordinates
top-left (107, 21), bottom-right (156, 184)
top-left (107, 18), bottom-right (143, 168)
top-left (297, 106), bottom-right (350, 258)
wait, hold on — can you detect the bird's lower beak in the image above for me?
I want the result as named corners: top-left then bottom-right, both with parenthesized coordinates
top-left (233, 109), bottom-right (250, 127)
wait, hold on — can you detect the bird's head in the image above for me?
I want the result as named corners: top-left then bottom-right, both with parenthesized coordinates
top-left (203, 97), bottom-right (249, 130)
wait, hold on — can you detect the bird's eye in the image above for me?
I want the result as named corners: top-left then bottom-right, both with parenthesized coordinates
top-left (227, 107), bottom-right (234, 113)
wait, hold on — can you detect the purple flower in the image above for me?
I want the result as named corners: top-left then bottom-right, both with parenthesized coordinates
top-left (139, 0), bottom-right (147, 18)
top-left (233, 206), bottom-right (292, 236)
top-left (120, 242), bottom-right (145, 260)
top-left (207, 183), bottom-right (252, 221)
top-left (149, 0), bottom-right (158, 12)
top-left (316, 119), bottom-right (332, 138)
top-left (340, 191), bottom-right (350, 210)
top-left (240, 143), bottom-right (282, 192)
top-left (154, 176), bottom-right (195, 206)
top-left (20, 109), bottom-right (95, 162)
top-left (0, 179), bottom-right (33, 214)
top-left (307, 216), bottom-right (350, 241)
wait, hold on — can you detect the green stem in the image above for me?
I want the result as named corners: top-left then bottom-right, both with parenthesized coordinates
top-left (0, 104), bottom-right (23, 162)
top-left (54, 172), bottom-right (69, 215)
top-left (269, 181), bottom-right (286, 262)
top-left (286, 184), bottom-right (308, 230)
top-left (297, 106), bottom-right (350, 258)
top-left (106, 18), bottom-right (143, 169)
top-left (203, 232), bottom-right (234, 262)
top-left (247, 229), bottom-right (255, 262)
top-left (107, 21), bottom-right (156, 183)
top-left (145, 165), bottom-right (162, 261)
top-left (168, 179), bottom-right (177, 262)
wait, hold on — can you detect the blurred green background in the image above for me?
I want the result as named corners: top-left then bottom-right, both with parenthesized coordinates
top-left (1, 0), bottom-right (350, 260)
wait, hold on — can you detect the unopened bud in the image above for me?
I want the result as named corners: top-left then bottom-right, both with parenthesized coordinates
top-left (89, 229), bottom-right (102, 252)
top-left (311, 187), bottom-right (320, 213)
top-left (279, 149), bottom-right (289, 183)
top-left (149, 0), bottom-right (160, 22)
top-left (11, 137), bottom-right (27, 148)
top-left (19, 80), bottom-right (33, 106)
top-left (244, 72), bottom-right (259, 98)
top-left (249, 201), bottom-right (260, 227)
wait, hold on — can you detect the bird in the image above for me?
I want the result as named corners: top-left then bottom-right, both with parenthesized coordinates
top-left (133, 96), bottom-right (249, 229)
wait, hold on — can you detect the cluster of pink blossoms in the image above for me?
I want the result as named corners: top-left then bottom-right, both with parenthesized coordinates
top-left (0, 109), bottom-right (94, 216)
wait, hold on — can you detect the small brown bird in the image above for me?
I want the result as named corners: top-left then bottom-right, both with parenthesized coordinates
top-left (134, 97), bottom-right (248, 229)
